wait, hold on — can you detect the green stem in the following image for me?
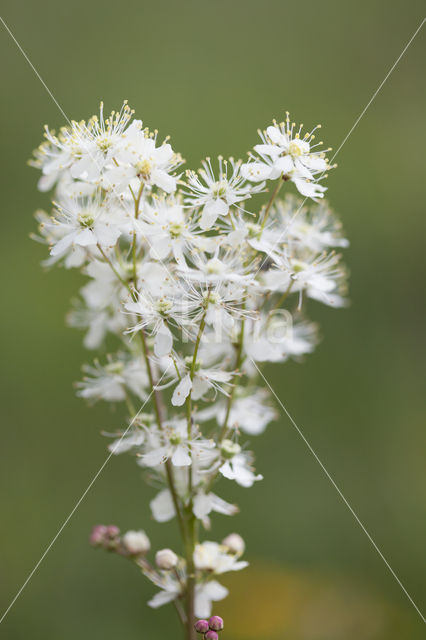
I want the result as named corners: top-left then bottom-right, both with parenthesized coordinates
top-left (184, 299), bottom-right (209, 640)
top-left (219, 315), bottom-right (246, 441)
top-left (260, 176), bottom-right (284, 230)
top-left (97, 244), bottom-right (186, 539)
top-left (138, 325), bottom-right (186, 539)
top-left (132, 182), bottom-right (144, 282)
top-left (272, 281), bottom-right (293, 310)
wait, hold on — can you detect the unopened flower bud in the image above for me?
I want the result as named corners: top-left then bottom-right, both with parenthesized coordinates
top-left (194, 620), bottom-right (210, 634)
top-left (106, 525), bottom-right (120, 538)
top-left (90, 524), bottom-right (108, 547)
top-left (221, 439), bottom-right (241, 459)
top-left (122, 530), bottom-right (150, 555)
top-left (89, 524), bottom-right (120, 550)
top-left (222, 533), bottom-right (245, 555)
top-left (205, 631), bottom-right (219, 640)
top-left (208, 616), bottom-right (224, 631)
top-left (155, 548), bottom-right (178, 570)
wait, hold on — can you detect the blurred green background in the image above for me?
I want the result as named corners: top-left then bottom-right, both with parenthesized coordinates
top-left (1, 1), bottom-right (425, 638)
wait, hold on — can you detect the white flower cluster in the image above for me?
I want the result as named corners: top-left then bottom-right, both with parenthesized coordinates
top-left (31, 102), bottom-right (348, 632)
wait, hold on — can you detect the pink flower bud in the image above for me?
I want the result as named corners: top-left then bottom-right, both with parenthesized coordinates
top-left (106, 525), bottom-right (120, 538)
top-left (205, 631), bottom-right (219, 640)
top-left (90, 524), bottom-right (108, 547)
top-left (89, 524), bottom-right (120, 550)
top-left (208, 616), bottom-right (224, 631)
top-left (194, 620), bottom-right (210, 634)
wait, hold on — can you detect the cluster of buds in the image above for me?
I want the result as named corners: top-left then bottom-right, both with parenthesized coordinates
top-left (90, 524), bottom-right (120, 551)
top-left (195, 616), bottom-right (224, 640)
top-left (90, 525), bottom-right (150, 557)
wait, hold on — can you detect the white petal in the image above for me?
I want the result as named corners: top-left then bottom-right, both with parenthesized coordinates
top-left (171, 374), bottom-right (192, 406)
top-left (241, 162), bottom-right (273, 182)
top-left (108, 432), bottom-right (144, 454)
top-left (141, 445), bottom-right (168, 467)
top-left (149, 236), bottom-right (171, 260)
top-left (274, 155), bottom-right (294, 174)
top-left (74, 228), bottom-right (96, 247)
top-left (293, 177), bottom-right (326, 199)
top-left (50, 233), bottom-right (74, 256)
top-left (218, 461), bottom-right (234, 480)
top-left (148, 590), bottom-right (177, 608)
top-left (150, 489), bottom-right (176, 522)
top-left (253, 143), bottom-right (281, 157)
top-left (95, 223), bottom-right (121, 247)
top-left (209, 493), bottom-right (238, 516)
top-left (154, 323), bottom-right (173, 357)
top-left (151, 169), bottom-right (176, 193)
top-left (193, 493), bottom-right (214, 519)
top-left (194, 581), bottom-right (228, 618)
top-left (192, 376), bottom-right (210, 400)
top-left (266, 125), bottom-right (287, 145)
top-left (171, 444), bottom-right (192, 467)
top-left (204, 580), bottom-right (229, 600)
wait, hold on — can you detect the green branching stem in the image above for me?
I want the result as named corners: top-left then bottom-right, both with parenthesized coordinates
top-left (219, 315), bottom-right (246, 441)
top-left (96, 244), bottom-right (186, 539)
top-left (260, 175), bottom-right (284, 230)
top-left (131, 182), bottom-right (144, 280)
top-left (184, 295), bottom-right (210, 640)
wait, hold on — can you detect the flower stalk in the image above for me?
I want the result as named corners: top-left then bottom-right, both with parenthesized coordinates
top-left (31, 102), bottom-right (348, 637)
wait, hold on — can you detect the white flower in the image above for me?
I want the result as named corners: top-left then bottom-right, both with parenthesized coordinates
top-left (49, 196), bottom-right (122, 257)
top-left (241, 112), bottom-right (330, 199)
top-left (193, 541), bottom-right (248, 574)
top-left (69, 102), bottom-right (135, 183)
top-left (32, 210), bottom-right (87, 269)
top-left (77, 355), bottom-right (148, 402)
top-left (219, 452), bottom-right (263, 488)
top-left (194, 581), bottom-right (229, 618)
top-left (122, 530), bottom-right (150, 555)
top-left (103, 122), bottom-right (181, 194)
top-left (184, 157), bottom-right (263, 230)
top-left (140, 421), bottom-right (215, 468)
top-left (193, 492), bottom-right (238, 521)
top-left (177, 248), bottom-right (254, 286)
top-left (31, 102), bottom-right (134, 191)
top-left (108, 428), bottom-right (145, 454)
top-left (220, 390), bottom-right (277, 435)
top-left (171, 368), bottom-right (233, 407)
top-left (125, 291), bottom-right (181, 358)
top-left (148, 575), bottom-right (228, 619)
top-left (244, 313), bottom-right (318, 363)
top-left (147, 573), bottom-right (181, 609)
top-left (142, 196), bottom-right (199, 264)
top-left (274, 196), bottom-right (349, 252)
top-left (289, 251), bottom-right (348, 306)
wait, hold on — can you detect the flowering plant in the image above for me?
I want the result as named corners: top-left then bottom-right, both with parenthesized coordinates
top-left (31, 102), bottom-right (348, 638)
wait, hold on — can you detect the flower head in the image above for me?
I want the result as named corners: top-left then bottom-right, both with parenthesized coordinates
top-left (242, 112), bottom-right (332, 199)
top-left (185, 157), bottom-right (263, 229)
